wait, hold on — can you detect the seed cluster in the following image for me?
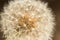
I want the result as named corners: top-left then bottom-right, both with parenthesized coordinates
top-left (17, 14), bottom-right (37, 33)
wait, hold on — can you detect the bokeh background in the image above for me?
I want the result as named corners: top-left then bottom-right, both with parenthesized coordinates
top-left (0, 0), bottom-right (60, 40)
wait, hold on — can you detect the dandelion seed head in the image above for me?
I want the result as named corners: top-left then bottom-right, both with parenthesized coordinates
top-left (1, 0), bottom-right (55, 40)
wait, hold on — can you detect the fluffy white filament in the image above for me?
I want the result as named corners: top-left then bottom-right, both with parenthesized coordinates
top-left (1, 0), bottom-right (55, 40)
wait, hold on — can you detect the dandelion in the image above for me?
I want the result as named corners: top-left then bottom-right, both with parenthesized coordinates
top-left (1, 0), bottom-right (55, 40)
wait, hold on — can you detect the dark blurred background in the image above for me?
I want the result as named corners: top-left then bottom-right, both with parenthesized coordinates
top-left (0, 0), bottom-right (60, 40)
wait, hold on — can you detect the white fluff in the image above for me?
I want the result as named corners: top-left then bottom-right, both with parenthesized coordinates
top-left (1, 0), bottom-right (55, 40)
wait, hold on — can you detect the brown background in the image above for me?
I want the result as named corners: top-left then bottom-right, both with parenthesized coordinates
top-left (0, 0), bottom-right (60, 40)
